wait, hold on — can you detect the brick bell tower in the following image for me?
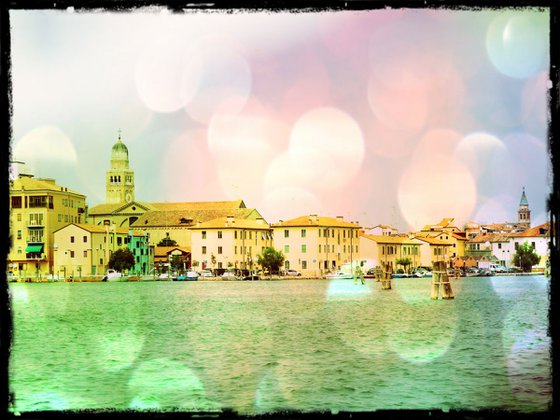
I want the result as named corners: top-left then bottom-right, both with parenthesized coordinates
top-left (517, 187), bottom-right (531, 229)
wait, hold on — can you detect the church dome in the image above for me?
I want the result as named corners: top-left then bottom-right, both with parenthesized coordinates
top-left (111, 132), bottom-right (129, 161)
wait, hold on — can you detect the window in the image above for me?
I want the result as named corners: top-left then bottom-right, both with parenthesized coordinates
top-left (202, 246), bottom-right (207, 254)
top-left (498, 243), bottom-right (502, 249)
top-left (319, 229), bottom-right (321, 238)
top-left (100, 258), bottom-right (103, 265)
top-left (249, 231), bottom-right (252, 240)
top-left (302, 260), bottom-right (307, 269)
top-left (531, 242), bottom-right (535, 249)
top-left (301, 229), bottom-right (306, 238)
top-left (17, 213), bottom-right (22, 221)
top-left (218, 262), bottom-right (223, 269)
top-left (17, 230), bottom-right (21, 240)
top-left (235, 246), bottom-right (237, 255)
top-left (284, 230), bottom-right (289, 238)
top-left (83, 236), bottom-right (87, 243)
top-left (29, 196), bottom-right (48, 208)
top-left (302, 244), bottom-right (307, 253)
top-left (70, 251), bottom-right (75, 258)
top-left (83, 250), bottom-right (87, 258)
top-left (65, 215), bottom-right (68, 223)
top-left (117, 237), bottom-right (122, 246)
top-left (218, 246), bottom-right (222, 254)
top-left (70, 236), bottom-right (75, 243)
top-left (331, 229), bottom-right (334, 237)
top-left (235, 231), bottom-right (238, 239)
top-left (218, 231), bottom-right (222, 239)
top-left (284, 245), bottom-right (290, 253)
top-left (319, 244), bottom-right (322, 253)
top-left (202, 231), bottom-right (207, 239)
top-left (11, 196), bottom-right (22, 208)
top-left (343, 245), bottom-right (346, 253)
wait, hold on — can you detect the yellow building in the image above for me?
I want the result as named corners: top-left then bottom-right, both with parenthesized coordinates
top-left (417, 217), bottom-right (467, 259)
top-left (412, 235), bottom-right (452, 268)
top-left (190, 216), bottom-right (273, 272)
top-left (359, 234), bottom-right (423, 272)
top-left (271, 215), bottom-right (361, 277)
top-left (8, 175), bottom-right (87, 280)
top-left (53, 223), bottom-right (131, 279)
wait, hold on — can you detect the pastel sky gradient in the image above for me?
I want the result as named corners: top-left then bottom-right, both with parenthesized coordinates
top-left (9, 7), bottom-right (551, 231)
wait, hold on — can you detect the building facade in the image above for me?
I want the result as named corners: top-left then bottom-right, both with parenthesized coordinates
top-left (359, 234), bottom-right (423, 271)
top-left (271, 215), bottom-right (361, 276)
top-left (8, 175), bottom-right (87, 280)
top-left (190, 216), bottom-right (273, 272)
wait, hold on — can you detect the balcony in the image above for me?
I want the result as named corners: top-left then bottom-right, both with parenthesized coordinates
top-left (26, 221), bottom-right (44, 228)
top-left (26, 237), bottom-right (44, 244)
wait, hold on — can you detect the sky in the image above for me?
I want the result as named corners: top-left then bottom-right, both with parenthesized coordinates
top-left (9, 6), bottom-right (551, 232)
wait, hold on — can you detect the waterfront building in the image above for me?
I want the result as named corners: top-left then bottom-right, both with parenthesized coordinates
top-left (190, 216), bottom-right (272, 272)
top-left (510, 222), bottom-right (550, 271)
top-left (465, 232), bottom-right (512, 266)
top-left (359, 234), bottom-right (423, 272)
top-left (417, 218), bottom-right (467, 259)
top-left (154, 246), bottom-right (190, 274)
top-left (8, 174), bottom-right (87, 280)
top-left (411, 235), bottom-right (453, 268)
top-left (52, 223), bottom-right (152, 278)
top-left (271, 215), bottom-right (361, 276)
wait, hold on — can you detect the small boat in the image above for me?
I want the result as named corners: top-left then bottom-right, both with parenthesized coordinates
top-left (325, 271), bottom-right (353, 280)
top-left (175, 271), bottom-right (199, 281)
top-left (103, 269), bottom-right (128, 282)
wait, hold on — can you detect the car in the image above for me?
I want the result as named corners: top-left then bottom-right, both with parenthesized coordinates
top-left (243, 274), bottom-right (260, 281)
top-left (222, 271), bottom-right (239, 280)
top-left (507, 267), bottom-right (523, 273)
top-left (200, 270), bottom-right (214, 278)
top-left (158, 273), bottom-right (171, 280)
top-left (284, 269), bottom-right (301, 277)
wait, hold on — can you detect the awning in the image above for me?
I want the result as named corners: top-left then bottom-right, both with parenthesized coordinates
top-left (25, 244), bottom-right (43, 253)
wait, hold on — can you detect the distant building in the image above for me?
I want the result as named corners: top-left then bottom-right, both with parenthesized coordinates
top-left (53, 223), bottom-right (153, 278)
top-left (271, 215), bottom-right (361, 276)
top-left (190, 216), bottom-right (273, 272)
top-left (364, 224), bottom-right (399, 236)
top-left (359, 234), bottom-right (423, 271)
top-left (8, 174), bottom-right (87, 280)
top-left (510, 222), bottom-right (550, 270)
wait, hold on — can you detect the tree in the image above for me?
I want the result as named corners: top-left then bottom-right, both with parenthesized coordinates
top-left (109, 248), bottom-right (135, 272)
top-left (396, 257), bottom-right (412, 274)
top-left (257, 247), bottom-right (285, 275)
top-left (512, 242), bottom-right (540, 272)
top-left (170, 255), bottom-right (183, 272)
top-left (157, 236), bottom-right (177, 247)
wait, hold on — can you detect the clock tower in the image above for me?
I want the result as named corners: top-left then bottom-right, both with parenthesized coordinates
top-left (106, 130), bottom-right (135, 205)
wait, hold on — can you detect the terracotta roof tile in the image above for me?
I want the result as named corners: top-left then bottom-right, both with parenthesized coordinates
top-left (272, 215), bottom-right (360, 229)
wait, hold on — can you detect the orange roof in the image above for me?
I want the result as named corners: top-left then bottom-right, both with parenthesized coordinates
top-left (11, 176), bottom-right (84, 197)
top-left (511, 223), bottom-right (550, 238)
top-left (360, 234), bottom-right (420, 245)
top-left (469, 233), bottom-right (511, 243)
top-left (191, 217), bottom-right (270, 230)
top-left (272, 215), bottom-right (360, 229)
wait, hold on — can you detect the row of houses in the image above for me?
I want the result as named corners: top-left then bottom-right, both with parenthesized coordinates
top-left (7, 134), bottom-right (550, 280)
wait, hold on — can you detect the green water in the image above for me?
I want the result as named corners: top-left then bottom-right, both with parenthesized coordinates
top-left (8, 276), bottom-right (551, 414)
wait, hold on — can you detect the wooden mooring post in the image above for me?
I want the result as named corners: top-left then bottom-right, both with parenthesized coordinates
top-left (431, 261), bottom-right (454, 300)
top-left (374, 267), bottom-right (383, 282)
top-left (381, 262), bottom-right (392, 290)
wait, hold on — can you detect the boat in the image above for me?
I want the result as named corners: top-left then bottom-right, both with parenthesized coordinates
top-left (103, 269), bottom-right (127, 282)
top-left (325, 271), bottom-right (353, 280)
top-left (175, 270), bottom-right (199, 281)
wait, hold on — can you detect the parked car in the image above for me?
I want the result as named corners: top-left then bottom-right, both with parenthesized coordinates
top-left (159, 272), bottom-right (171, 280)
top-left (242, 274), bottom-right (260, 281)
top-left (222, 271), bottom-right (239, 280)
top-left (200, 270), bottom-right (214, 278)
top-left (185, 270), bottom-right (199, 281)
top-left (507, 267), bottom-right (523, 273)
top-left (283, 269), bottom-right (301, 277)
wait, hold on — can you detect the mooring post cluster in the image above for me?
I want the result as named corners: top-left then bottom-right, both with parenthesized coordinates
top-left (431, 261), bottom-right (454, 300)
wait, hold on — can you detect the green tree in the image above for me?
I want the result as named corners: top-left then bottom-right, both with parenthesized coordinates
top-left (396, 257), bottom-right (412, 274)
top-left (512, 242), bottom-right (540, 272)
top-left (257, 247), bottom-right (285, 275)
top-left (170, 255), bottom-right (183, 272)
top-left (109, 248), bottom-right (135, 272)
top-left (157, 236), bottom-right (178, 247)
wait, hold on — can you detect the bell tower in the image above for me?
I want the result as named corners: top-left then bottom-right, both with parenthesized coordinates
top-left (106, 130), bottom-right (135, 204)
top-left (517, 187), bottom-right (531, 229)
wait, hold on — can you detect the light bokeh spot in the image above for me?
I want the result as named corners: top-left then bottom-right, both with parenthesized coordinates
top-left (486, 11), bottom-right (549, 79)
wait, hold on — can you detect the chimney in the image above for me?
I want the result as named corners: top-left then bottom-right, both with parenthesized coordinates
top-left (336, 216), bottom-right (344, 221)
top-left (256, 217), bottom-right (264, 225)
top-left (226, 215), bottom-right (234, 227)
top-left (309, 214), bottom-right (318, 223)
